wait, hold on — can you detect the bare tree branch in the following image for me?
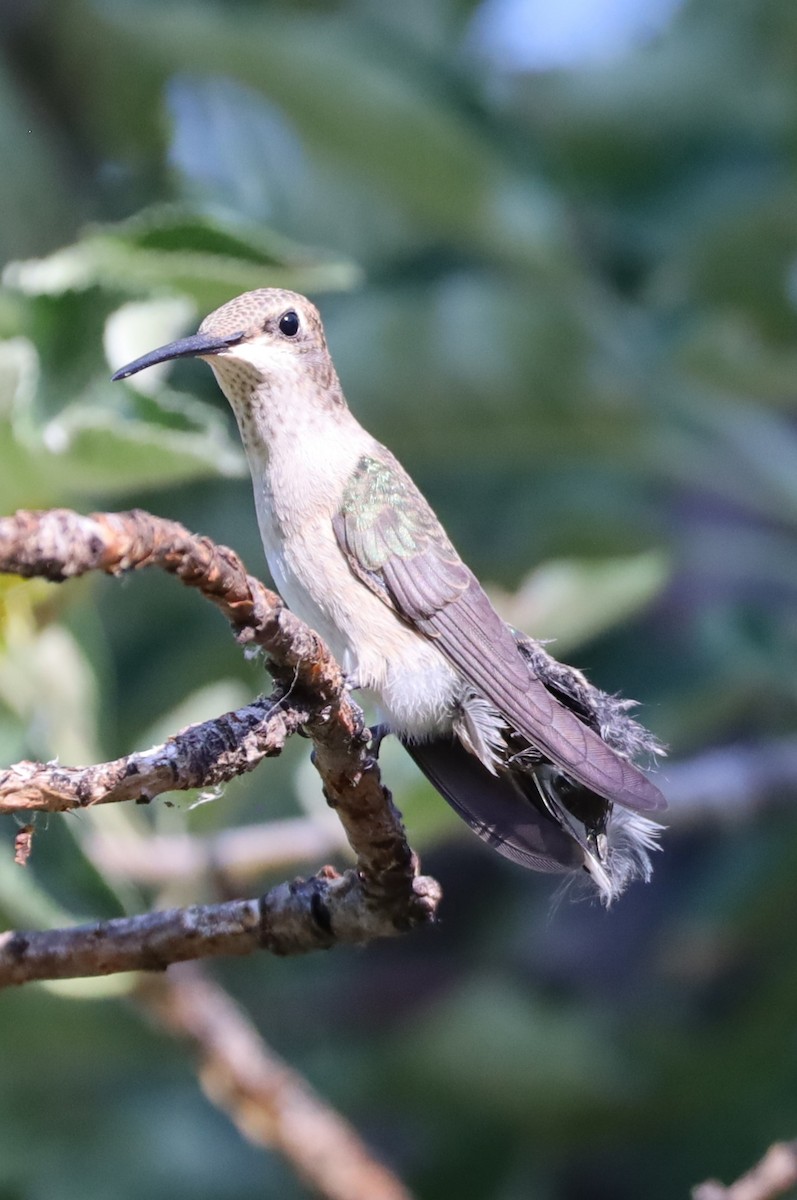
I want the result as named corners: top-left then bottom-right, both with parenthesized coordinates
top-left (0, 866), bottom-right (441, 986)
top-left (137, 964), bottom-right (415, 1200)
top-left (0, 508), bottom-right (442, 982)
top-left (693, 1140), bottom-right (797, 1200)
top-left (0, 694), bottom-right (303, 814)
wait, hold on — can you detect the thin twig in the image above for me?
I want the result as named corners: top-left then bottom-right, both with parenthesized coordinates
top-left (693, 1140), bottom-right (797, 1200)
top-left (137, 964), bottom-right (415, 1200)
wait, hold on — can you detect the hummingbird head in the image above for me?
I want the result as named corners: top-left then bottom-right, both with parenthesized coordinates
top-left (112, 288), bottom-right (347, 445)
top-left (112, 289), bottom-right (331, 386)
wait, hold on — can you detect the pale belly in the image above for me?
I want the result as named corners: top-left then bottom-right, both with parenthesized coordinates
top-left (258, 512), bottom-right (461, 740)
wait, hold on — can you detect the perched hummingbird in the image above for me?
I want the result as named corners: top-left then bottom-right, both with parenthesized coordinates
top-left (113, 288), bottom-right (666, 903)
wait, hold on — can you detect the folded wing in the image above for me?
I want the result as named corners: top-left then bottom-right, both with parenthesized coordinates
top-left (334, 451), bottom-right (665, 813)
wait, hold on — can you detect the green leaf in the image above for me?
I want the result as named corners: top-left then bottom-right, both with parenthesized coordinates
top-left (0, 333), bottom-right (247, 507)
top-left (4, 205), bottom-right (361, 309)
top-left (0, 207), bottom-right (359, 504)
top-left (104, 5), bottom-right (573, 274)
top-left (493, 551), bottom-right (670, 651)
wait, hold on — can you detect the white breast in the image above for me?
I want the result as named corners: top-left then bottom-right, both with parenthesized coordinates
top-left (263, 502), bottom-right (460, 738)
top-left (251, 447), bottom-right (460, 738)
top-left (216, 358), bottom-right (463, 740)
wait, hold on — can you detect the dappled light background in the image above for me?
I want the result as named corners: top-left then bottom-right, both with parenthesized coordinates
top-left (2, 0), bottom-right (797, 1196)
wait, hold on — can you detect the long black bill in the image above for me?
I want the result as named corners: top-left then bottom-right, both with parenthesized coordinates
top-left (111, 330), bottom-right (245, 381)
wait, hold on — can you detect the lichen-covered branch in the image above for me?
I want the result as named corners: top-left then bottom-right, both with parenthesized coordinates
top-left (137, 964), bottom-right (415, 1200)
top-left (0, 694), bottom-right (303, 814)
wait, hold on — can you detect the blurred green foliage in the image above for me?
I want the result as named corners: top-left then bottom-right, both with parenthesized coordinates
top-left (2, 0), bottom-right (797, 1197)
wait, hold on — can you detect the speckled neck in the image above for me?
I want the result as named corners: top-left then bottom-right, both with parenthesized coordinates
top-left (209, 352), bottom-right (349, 462)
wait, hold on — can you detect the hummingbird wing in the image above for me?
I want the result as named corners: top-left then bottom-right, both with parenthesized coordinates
top-left (333, 451), bottom-right (665, 814)
top-left (400, 734), bottom-right (588, 874)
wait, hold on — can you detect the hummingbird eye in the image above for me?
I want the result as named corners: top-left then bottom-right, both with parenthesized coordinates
top-left (278, 310), bottom-right (300, 337)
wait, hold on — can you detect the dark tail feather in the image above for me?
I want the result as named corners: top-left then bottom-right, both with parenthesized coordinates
top-left (401, 735), bottom-right (587, 875)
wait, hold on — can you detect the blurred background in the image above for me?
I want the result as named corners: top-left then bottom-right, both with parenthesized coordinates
top-left (2, 0), bottom-right (797, 1196)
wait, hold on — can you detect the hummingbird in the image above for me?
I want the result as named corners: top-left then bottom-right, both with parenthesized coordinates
top-left (113, 288), bottom-right (666, 903)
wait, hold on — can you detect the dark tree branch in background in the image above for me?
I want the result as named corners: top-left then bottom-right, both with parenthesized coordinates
top-left (693, 1140), bottom-right (797, 1200)
top-left (137, 964), bottom-right (414, 1200)
top-left (0, 508), bottom-right (440, 985)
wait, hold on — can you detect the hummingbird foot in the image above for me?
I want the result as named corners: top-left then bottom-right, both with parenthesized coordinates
top-left (368, 722), bottom-right (391, 758)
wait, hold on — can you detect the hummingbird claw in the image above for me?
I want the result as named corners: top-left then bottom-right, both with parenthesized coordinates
top-left (368, 722), bottom-right (390, 758)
